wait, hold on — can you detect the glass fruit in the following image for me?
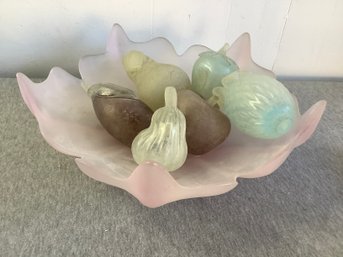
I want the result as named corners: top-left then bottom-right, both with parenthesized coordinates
top-left (123, 51), bottom-right (191, 110)
top-left (210, 71), bottom-right (298, 139)
top-left (131, 87), bottom-right (188, 171)
top-left (177, 89), bottom-right (231, 155)
top-left (91, 83), bottom-right (153, 146)
top-left (191, 44), bottom-right (238, 100)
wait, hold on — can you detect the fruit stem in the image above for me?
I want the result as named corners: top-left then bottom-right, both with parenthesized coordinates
top-left (218, 43), bottom-right (230, 55)
top-left (165, 87), bottom-right (177, 107)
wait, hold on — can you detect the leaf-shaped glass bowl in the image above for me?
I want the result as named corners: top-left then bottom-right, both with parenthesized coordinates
top-left (17, 24), bottom-right (326, 208)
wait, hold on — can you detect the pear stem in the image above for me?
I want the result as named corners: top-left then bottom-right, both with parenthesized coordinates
top-left (165, 87), bottom-right (177, 107)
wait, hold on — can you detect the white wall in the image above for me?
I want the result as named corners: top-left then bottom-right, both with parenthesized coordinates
top-left (0, 0), bottom-right (342, 78)
top-left (273, 0), bottom-right (343, 78)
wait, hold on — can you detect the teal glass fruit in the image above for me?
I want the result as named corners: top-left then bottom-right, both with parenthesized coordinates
top-left (209, 71), bottom-right (298, 139)
top-left (191, 44), bottom-right (238, 100)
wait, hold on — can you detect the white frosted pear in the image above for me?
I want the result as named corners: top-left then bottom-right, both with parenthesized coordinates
top-left (131, 87), bottom-right (188, 171)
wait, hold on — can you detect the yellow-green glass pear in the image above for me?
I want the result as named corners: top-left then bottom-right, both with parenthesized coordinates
top-left (123, 51), bottom-right (191, 110)
top-left (131, 87), bottom-right (188, 171)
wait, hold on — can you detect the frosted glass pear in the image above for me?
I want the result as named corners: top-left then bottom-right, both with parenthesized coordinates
top-left (131, 87), bottom-right (188, 171)
top-left (191, 44), bottom-right (238, 100)
top-left (210, 71), bottom-right (298, 139)
top-left (123, 51), bottom-right (191, 110)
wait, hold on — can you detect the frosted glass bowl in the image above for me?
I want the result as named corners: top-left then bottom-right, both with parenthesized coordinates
top-left (17, 24), bottom-right (326, 208)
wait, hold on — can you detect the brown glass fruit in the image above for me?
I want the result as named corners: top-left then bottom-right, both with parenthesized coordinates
top-left (177, 89), bottom-right (231, 155)
top-left (91, 84), bottom-right (153, 147)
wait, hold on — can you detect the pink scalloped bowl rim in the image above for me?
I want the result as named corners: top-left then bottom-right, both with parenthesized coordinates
top-left (17, 24), bottom-right (326, 208)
